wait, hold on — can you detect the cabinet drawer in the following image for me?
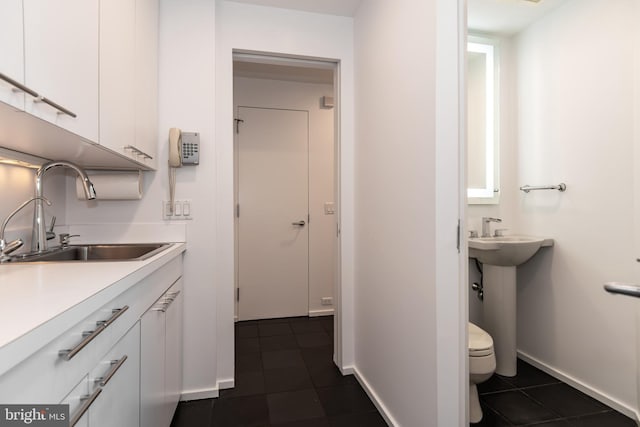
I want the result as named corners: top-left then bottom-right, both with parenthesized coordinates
top-left (87, 322), bottom-right (140, 427)
top-left (60, 375), bottom-right (89, 427)
top-left (0, 257), bottom-right (182, 404)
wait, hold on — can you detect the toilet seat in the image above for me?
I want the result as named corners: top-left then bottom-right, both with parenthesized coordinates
top-left (469, 322), bottom-right (494, 357)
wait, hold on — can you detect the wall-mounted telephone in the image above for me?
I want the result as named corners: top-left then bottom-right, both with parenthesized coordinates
top-left (169, 128), bottom-right (200, 167)
top-left (169, 127), bottom-right (182, 167)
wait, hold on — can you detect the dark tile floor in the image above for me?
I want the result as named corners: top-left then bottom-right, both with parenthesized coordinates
top-left (170, 316), bottom-right (387, 427)
top-left (474, 359), bottom-right (637, 426)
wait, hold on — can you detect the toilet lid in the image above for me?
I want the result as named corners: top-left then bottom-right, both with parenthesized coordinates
top-left (468, 322), bottom-right (493, 357)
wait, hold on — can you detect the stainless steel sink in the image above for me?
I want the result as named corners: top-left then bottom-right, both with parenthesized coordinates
top-left (5, 243), bottom-right (171, 263)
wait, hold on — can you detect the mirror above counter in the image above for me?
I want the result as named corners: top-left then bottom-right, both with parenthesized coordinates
top-left (467, 35), bottom-right (500, 205)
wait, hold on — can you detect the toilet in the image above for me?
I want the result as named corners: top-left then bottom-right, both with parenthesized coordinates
top-left (469, 322), bottom-right (496, 424)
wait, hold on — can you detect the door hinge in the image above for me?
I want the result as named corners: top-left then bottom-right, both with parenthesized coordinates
top-left (234, 118), bottom-right (244, 134)
top-left (336, 223), bottom-right (341, 237)
top-left (456, 220), bottom-right (461, 253)
top-left (236, 203), bottom-right (240, 218)
top-left (308, 213), bottom-right (310, 223)
top-left (236, 288), bottom-right (240, 302)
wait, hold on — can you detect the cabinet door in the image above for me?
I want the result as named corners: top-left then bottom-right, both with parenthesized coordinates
top-left (23, 0), bottom-right (99, 141)
top-left (89, 323), bottom-right (140, 427)
top-left (165, 279), bottom-right (183, 420)
top-left (0, 0), bottom-right (25, 110)
top-left (61, 376), bottom-right (89, 427)
top-left (134, 0), bottom-right (159, 168)
top-left (140, 300), bottom-right (166, 427)
top-left (99, 0), bottom-right (136, 159)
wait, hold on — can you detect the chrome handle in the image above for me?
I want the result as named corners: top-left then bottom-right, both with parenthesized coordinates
top-left (33, 95), bottom-right (77, 118)
top-left (166, 290), bottom-right (180, 299)
top-left (604, 282), bottom-right (640, 298)
top-left (95, 355), bottom-right (128, 387)
top-left (59, 306), bottom-right (129, 360)
top-left (70, 388), bottom-right (102, 427)
top-left (152, 301), bottom-right (168, 312)
top-left (520, 183), bottom-right (567, 193)
top-left (292, 221), bottom-right (306, 226)
top-left (124, 145), bottom-right (153, 160)
top-left (0, 72), bottom-right (38, 97)
top-left (164, 290), bottom-right (181, 308)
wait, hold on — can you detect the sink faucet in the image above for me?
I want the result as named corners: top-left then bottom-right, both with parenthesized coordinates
top-left (1, 197), bottom-right (51, 260)
top-left (481, 217), bottom-right (502, 237)
top-left (32, 161), bottom-right (96, 253)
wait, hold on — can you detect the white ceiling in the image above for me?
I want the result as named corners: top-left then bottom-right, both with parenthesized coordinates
top-left (468, 0), bottom-right (571, 36)
top-left (225, 0), bottom-right (362, 17)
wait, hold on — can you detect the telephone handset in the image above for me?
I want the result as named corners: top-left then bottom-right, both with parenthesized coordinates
top-left (169, 127), bottom-right (182, 167)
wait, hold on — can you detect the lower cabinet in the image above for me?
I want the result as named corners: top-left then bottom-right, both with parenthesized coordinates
top-left (0, 255), bottom-right (184, 427)
top-left (140, 278), bottom-right (183, 427)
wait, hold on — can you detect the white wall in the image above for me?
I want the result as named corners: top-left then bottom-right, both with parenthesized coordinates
top-left (216, 0), bottom-right (356, 383)
top-left (233, 77), bottom-right (335, 316)
top-left (467, 0), bottom-right (639, 416)
top-left (354, 0), bottom-right (463, 425)
top-left (1, 164), bottom-right (66, 251)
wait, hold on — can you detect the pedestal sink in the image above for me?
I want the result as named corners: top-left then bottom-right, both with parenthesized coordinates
top-left (469, 235), bottom-right (553, 376)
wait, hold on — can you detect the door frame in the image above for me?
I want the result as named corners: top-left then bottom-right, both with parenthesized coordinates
top-left (230, 51), bottom-right (346, 367)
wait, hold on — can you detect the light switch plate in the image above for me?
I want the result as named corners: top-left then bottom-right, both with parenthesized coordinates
top-left (163, 200), bottom-right (193, 220)
top-left (324, 202), bottom-right (335, 215)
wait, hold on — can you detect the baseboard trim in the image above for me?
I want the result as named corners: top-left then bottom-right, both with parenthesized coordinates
top-left (309, 309), bottom-right (334, 317)
top-left (350, 366), bottom-right (399, 427)
top-left (218, 378), bottom-right (235, 390)
top-left (180, 387), bottom-right (219, 401)
top-left (518, 351), bottom-right (639, 422)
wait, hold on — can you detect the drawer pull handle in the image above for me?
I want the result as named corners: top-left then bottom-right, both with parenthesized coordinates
top-left (124, 145), bottom-right (153, 160)
top-left (151, 289), bottom-right (181, 312)
top-left (59, 306), bottom-right (129, 360)
top-left (166, 290), bottom-right (181, 300)
top-left (0, 72), bottom-right (38, 97)
top-left (70, 387), bottom-right (102, 427)
top-left (96, 355), bottom-right (128, 387)
top-left (33, 95), bottom-right (77, 118)
top-left (164, 290), bottom-right (181, 308)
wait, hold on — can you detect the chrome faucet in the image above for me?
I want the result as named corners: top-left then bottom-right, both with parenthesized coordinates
top-left (1, 197), bottom-right (51, 260)
top-left (32, 161), bottom-right (96, 253)
top-left (481, 217), bottom-right (502, 237)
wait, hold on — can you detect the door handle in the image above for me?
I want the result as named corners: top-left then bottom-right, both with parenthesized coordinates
top-left (292, 221), bottom-right (306, 226)
top-left (604, 282), bottom-right (640, 298)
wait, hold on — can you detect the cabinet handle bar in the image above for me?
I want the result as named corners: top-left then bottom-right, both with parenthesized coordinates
top-left (59, 306), bottom-right (129, 360)
top-left (38, 96), bottom-right (77, 118)
top-left (97, 355), bottom-right (128, 387)
top-left (70, 388), bottom-right (102, 427)
top-left (0, 72), bottom-right (38, 97)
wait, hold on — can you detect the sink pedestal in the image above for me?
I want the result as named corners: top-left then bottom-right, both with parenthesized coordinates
top-left (483, 265), bottom-right (517, 376)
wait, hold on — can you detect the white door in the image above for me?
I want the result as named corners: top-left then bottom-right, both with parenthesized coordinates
top-left (237, 106), bottom-right (309, 321)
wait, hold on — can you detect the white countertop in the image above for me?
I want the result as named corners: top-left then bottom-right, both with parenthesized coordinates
top-left (0, 242), bottom-right (186, 374)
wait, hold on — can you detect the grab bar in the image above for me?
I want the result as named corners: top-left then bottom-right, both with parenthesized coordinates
top-left (604, 282), bottom-right (640, 298)
top-left (520, 183), bottom-right (566, 193)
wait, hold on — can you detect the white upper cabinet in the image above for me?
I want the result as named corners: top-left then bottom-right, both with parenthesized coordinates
top-left (0, 1), bottom-right (25, 110)
top-left (0, 0), bottom-right (158, 170)
top-left (100, 0), bottom-right (158, 169)
top-left (99, 0), bottom-right (137, 159)
top-left (23, 0), bottom-right (100, 142)
top-left (134, 0), bottom-right (159, 169)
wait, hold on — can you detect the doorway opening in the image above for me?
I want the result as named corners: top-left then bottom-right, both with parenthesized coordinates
top-left (232, 52), bottom-right (342, 361)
